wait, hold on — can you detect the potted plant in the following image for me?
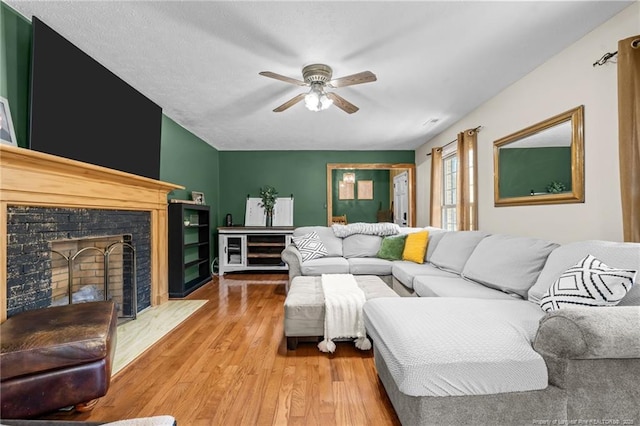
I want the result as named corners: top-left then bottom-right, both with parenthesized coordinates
top-left (259, 185), bottom-right (278, 227)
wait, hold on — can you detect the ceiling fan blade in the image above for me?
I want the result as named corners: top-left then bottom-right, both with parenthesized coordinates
top-left (327, 71), bottom-right (377, 88)
top-left (273, 93), bottom-right (306, 112)
top-left (326, 92), bottom-right (359, 114)
top-left (259, 71), bottom-right (307, 87)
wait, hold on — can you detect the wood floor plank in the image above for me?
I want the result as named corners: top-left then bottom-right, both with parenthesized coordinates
top-left (38, 274), bottom-right (401, 425)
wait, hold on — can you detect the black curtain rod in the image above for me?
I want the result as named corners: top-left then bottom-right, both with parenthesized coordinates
top-left (425, 125), bottom-right (483, 156)
top-left (593, 51), bottom-right (618, 67)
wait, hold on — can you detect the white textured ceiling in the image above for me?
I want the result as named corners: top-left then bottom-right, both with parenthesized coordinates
top-left (5, 1), bottom-right (632, 151)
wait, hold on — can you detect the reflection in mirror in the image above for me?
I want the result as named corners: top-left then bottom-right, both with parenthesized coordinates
top-left (326, 163), bottom-right (416, 226)
top-left (493, 106), bottom-right (584, 206)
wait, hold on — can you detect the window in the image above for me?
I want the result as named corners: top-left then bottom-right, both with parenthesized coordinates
top-left (430, 128), bottom-right (478, 231)
top-left (442, 149), bottom-right (458, 231)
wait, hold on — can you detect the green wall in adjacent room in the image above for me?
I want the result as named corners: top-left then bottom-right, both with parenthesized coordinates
top-left (0, 2), bottom-right (31, 148)
top-left (218, 151), bottom-right (414, 227)
top-left (332, 169), bottom-right (390, 224)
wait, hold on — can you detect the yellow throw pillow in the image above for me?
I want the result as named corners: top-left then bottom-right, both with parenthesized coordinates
top-left (402, 231), bottom-right (429, 264)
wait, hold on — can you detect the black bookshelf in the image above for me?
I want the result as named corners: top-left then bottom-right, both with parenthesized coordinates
top-left (168, 203), bottom-right (211, 297)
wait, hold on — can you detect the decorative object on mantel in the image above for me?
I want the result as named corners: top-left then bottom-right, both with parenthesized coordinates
top-left (259, 185), bottom-right (278, 227)
top-left (0, 96), bottom-right (18, 146)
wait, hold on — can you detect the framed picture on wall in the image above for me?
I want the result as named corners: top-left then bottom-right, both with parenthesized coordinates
top-left (0, 97), bottom-right (17, 146)
top-left (191, 191), bottom-right (205, 205)
top-left (358, 180), bottom-right (373, 200)
top-left (339, 181), bottom-right (354, 200)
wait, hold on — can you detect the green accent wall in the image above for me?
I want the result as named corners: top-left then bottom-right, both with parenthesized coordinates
top-left (499, 147), bottom-right (572, 197)
top-left (219, 151), bottom-right (413, 226)
top-left (160, 116), bottom-right (220, 257)
top-left (332, 169), bottom-right (390, 223)
top-left (1, 3), bottom-right (31, 148)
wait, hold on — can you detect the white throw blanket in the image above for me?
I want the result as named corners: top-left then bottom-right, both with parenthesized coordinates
top-left (331, 222), bottom-right (400, 238)
top-left (318, 274), bottom-right (372, 353)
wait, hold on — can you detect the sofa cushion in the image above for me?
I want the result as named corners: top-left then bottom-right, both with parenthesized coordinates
top-left (425, 228), bottom-right (448, 262)
top-left (292, 231), bottom-right (328, 261)
top-left (462, 234), bottom-right (559, 298)
top-left (293, 226), bottom-right (343, 257)
top-left (347, 257), bottom-right (394, 276)
top-left (429, 231), bottom-right (488, 273)
top-left (377, 234), bottom-right (407, 261)
top-left (392, 261), bottom-right (458, 289)
top-left (413, 276), bottom-right (519, 300)
top-left (539, 254), bottom-right (637, 312)
top-left (342, 234), bottom-right (382, 258)
top-left (300, 257), bottom-right (350, 276)
top-left (363, 297), bottom-right (547, 397)
top-left (528, 240), bottom-right (640, 306)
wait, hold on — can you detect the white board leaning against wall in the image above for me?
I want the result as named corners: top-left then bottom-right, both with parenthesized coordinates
top-left (244, 197), bottom-right (294, 226)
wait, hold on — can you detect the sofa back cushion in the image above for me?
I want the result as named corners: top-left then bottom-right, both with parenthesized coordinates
top-left (425, 229), bottom-right (448, 262)
top-left (462, 234), bottom-right (559, 298)
top-left (293, 226), bottom-right (343, 257)
top-left (342, 234), bottom-right (382, 258)
top-left (528, 240), bottom-right (640, 305)
top-left (429, 231), bottom-right (488, 274)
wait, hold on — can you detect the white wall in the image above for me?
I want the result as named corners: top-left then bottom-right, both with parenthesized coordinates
top-left (415, 2), bottom-right (638, 243)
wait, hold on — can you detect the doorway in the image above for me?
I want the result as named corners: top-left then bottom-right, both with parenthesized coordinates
top-left (393, 171), bottom-right (409, 226)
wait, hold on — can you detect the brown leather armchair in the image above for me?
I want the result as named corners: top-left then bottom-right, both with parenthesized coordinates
top-left (1, 301), bottom-right (117, 419)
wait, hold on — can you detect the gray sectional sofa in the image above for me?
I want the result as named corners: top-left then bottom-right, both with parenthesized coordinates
top-left (281, 225), bottom-right (640, 425)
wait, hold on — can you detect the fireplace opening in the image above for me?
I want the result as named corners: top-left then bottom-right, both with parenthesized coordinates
top-left (50, 235), bottom-right (136, 320)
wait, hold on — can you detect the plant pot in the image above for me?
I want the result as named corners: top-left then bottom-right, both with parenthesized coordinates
top-left (265, 211), bottom-right (273, 227)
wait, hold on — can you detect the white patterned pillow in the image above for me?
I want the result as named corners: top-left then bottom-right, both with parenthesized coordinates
top-left (540, 254), bottom-right (637, 312)
top-left (292, 231), bottom-right (328, 262)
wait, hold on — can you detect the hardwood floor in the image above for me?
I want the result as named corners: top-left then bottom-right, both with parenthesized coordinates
top-left (43, 274), bottom-right (401, 425)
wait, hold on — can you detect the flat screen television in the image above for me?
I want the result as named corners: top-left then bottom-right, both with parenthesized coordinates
top-left (29, 16), bottom-right (162, 180)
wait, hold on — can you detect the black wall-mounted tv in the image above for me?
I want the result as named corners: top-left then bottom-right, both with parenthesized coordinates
top-left (29, 16), bottom-right (162, 180)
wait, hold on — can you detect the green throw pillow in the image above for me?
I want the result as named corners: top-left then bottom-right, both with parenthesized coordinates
top-left (377, 234), bottom-right (408, 260)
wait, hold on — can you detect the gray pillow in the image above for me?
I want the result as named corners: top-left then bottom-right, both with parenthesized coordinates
top-left (428, 231), bottom-right (488, 274)
top-left (462, 234), bottom-right (558, 298)
top-left (293, 226), bottom-right (343, 257)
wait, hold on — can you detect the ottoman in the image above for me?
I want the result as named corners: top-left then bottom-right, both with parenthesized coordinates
top-left (284, 275), bottom-right (399, 350)
top-left (1, 301), bottom-right (117, 419)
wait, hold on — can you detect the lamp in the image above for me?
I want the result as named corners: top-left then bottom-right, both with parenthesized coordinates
top-left (342, 172), bottom-right (356, 184)
top-left (304, 82), bottom-right (333, 112)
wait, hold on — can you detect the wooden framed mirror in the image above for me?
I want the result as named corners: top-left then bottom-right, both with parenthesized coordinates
top-left (327, 163), bottom-right (416, 227)
top-left (493, 105), bottom-right (584, 207)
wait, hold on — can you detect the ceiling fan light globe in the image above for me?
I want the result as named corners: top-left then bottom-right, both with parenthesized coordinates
top-left (304, 92), bottom-right (321, 111)
top-left (320, 94), bottom-right (333, 110)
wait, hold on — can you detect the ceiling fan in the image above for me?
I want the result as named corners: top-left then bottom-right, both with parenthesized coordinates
top-left (259, 64), bottom-right (377, 114)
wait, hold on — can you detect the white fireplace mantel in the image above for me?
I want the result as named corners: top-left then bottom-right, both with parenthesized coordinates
top-left (0, 144), bottom-right (183, 322)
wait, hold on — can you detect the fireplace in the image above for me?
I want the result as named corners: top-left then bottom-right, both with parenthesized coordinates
top-left (0, 144), bottom-right (182, 322)
top-left (6, 206), bottom-right (150, 317)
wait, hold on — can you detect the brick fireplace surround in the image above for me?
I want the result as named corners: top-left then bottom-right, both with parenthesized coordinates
top-left (0, 144), bottom-right (182, 322)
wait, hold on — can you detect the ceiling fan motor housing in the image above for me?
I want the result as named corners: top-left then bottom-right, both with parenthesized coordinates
top-left (303, 64), bottom-right (333, 84)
